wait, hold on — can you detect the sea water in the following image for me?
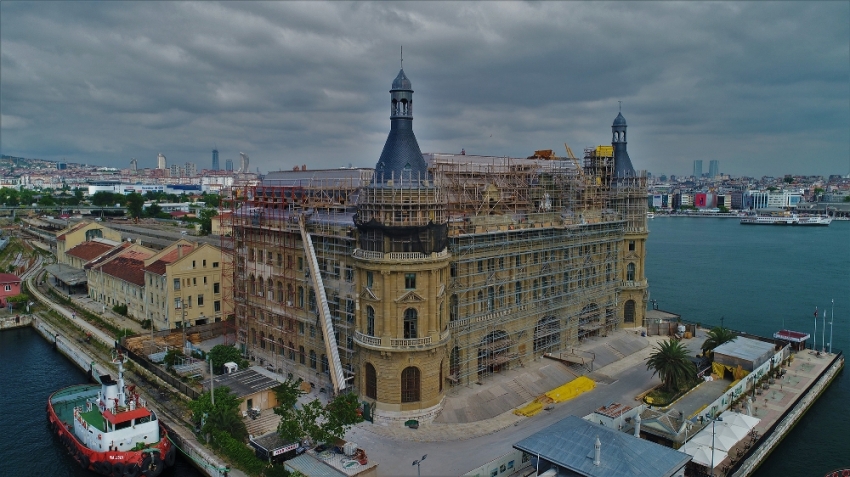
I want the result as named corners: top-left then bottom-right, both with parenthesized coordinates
top-left (646, 217), bottom-right (849, 475)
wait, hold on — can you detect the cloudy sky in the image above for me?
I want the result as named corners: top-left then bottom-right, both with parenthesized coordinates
top-left (1, 2), bottom-right (848, 177)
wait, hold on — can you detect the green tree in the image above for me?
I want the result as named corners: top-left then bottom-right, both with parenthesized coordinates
top-left (718, 205), bottom-right (729, 213)
top-left (843, 196), bottom-right (850, 203)
top-left (272, 379), bottom-right (304, 410)
top-left (701, 326), bottom-right (737, 354)
top-left (646, 339), bottom-right (696, 393)
top-left (91, 191), bottom-right (118, 207)
top-left (145, 202), bottom-right (163, 217)
top-left (38, 194), bottom-right (56, 206)
top-left (163, 348), bottom-right (185, 370)
top-left (322, 392), bottom-right (364, 442)
top-left (125, 193), bottom-right (145, 219)
top-left (207, 344), bottom-right (248, 374)
top-left (201, 192), bottom-right (221, 208)
top-left (188, 387), bottom-right (247, 441)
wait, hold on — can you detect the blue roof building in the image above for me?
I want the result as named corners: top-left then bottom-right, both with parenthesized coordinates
top-left (513, 416), bottom-right (690, 477)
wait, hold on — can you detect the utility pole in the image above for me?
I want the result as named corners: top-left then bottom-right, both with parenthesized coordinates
top-left (829, 299), bottom-right (834, 354)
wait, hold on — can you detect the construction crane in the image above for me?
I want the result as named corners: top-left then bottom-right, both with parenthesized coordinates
top-left (565, 143), bottom-right (585, 177)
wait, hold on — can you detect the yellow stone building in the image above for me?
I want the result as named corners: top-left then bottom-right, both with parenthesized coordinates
top-left (142, 241), bottom-right (230, 331)
top-left (226, 69), bottom-right (648, 424)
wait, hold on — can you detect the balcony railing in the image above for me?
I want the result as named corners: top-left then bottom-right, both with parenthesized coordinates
top-left (354, 331), bottom-right (381, 347)
top-left (621, 279), bottom-right (648, 288)
top-left (390, 336), bottom-right (432, 347)
top-left (353, 248), bottom-right (449, 262)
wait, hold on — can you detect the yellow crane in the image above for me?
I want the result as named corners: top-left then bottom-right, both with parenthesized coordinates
top-left (565, 143), bottom-right (584, 177)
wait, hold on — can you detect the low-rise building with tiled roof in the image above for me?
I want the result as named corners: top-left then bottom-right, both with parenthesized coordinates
top-left (64, 238), bottom-right (122, 269)
top-left (87, 244), bottom-right (156, 320)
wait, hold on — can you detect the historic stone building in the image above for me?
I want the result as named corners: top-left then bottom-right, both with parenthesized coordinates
top-left (225, 68), bottom-right (648, 424)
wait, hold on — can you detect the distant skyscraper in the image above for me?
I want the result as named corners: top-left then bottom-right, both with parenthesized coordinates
top-left (185, 162), bottom-right (197, 177)
top-left (239, 152), bottom-right (249, 173)
top-left (693, 160), bottom-right (703, 179)
top-left (709, 160), bottom-right (719, 179)
top-left (130, 158), bottom-right (138, 171)
top-left (157, 153), bottom-right (167, 170)
top-left (212, 149), bottom-right (219, 171)
top-left (225, 159), bottom-right (234, 172)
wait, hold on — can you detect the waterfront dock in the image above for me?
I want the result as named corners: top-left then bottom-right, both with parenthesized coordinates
top-left (729, 349), bottom-right (844, 476)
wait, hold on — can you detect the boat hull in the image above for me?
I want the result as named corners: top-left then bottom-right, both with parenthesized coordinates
top-left (47, 385), bottom-right (175, 477)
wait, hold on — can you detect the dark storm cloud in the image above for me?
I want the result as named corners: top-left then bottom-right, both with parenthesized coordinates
top-left (1, 1), bottom-right (847, 177)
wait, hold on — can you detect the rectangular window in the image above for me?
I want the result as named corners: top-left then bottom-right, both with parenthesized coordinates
top-left (4, 285), bottom-right (10, 292)
top-left (214, 301), bottom-right (221, 312)
top-left (212, 262), bottom-right (219, 268)
top-left (187, 296), bottom-right (192, 307)
top-left (297, 257), bottom-right (303, 271)
top-left (277, 253), bottom-right (283, 267)
top-left (629, 240), bottom-right (636, 251)
top-left (203, 276), bottom-right (207, 284)
top-left (405, 273), bottom-right (416, 289)
top-left (366, 271), bottom-right (373, 288)
top-left (197, 295), bottom-right (204, 306)
top-left (202, 260), bottom-right (207, 267)
top-left (192, 260), bottom-right (196, 269)
top-left (193, 277), bottom-right (197, 286)
top-left (173, 279), bottom-right (180, 290)
top-left (175, 298), bottom-right (181, 309)
top-left (298, 322), bottom-right (305, 335)
top-left (213, 283), bottom-right (220, 294)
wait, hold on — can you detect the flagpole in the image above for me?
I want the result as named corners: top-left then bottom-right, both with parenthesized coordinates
top-left (813, 307), bottom-right (817, 351)
top-left (829, 299), bottom-right (834, 354)
top-left (822, 304), bottom-right (826, 353)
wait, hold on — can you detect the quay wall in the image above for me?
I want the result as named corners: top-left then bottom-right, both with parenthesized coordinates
top-left (0, 314), bottom-right (33, 330)
top-left (731, 352), bottom-right (845, 477)
top-left (28, 315), bottom-right (232, 477)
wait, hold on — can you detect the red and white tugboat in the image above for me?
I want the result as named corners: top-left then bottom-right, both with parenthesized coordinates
top-left (46, 351), bottom-right (175, 477)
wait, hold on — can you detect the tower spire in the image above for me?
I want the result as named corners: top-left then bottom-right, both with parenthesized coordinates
top-left (400, 45), bottom-right (403, 69)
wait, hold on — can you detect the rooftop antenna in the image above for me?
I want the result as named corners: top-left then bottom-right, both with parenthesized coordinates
top-left (618, 100), bottom-right (622, 112)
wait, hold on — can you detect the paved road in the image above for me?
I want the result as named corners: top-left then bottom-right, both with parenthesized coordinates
top-left (347, 361), bottom-right (662, 476)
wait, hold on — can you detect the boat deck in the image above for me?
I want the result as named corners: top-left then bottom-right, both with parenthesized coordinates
top-left (50, 384), bottom-right (99, 426)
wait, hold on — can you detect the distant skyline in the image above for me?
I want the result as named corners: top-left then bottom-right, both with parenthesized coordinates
top-left (1, 2), bottom-right (848, 178)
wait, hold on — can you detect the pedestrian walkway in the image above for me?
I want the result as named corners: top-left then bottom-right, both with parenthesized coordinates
top-left (358, 329), bottom-right (686, 443)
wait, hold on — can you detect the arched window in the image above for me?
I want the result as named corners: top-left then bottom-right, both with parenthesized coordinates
top-left (627, 263), bottom-right (636, 281)
top-left (278, 338), bottom-right (284, 355)
top-left (269, 335), bottom-right (275, 353)
top-left (515, 281), bottom-right (523, 304)
top-left (297, 286), bottom-right (304, 308)
top-left (251, 328), bottom-right (257, 345)
top-left (476, 291), bottom-right (484, 312)
top-left (277, 281), bottom-right (283, 302)
top-left (497, 286), bottom-right (505, 308)
top-left (449, 294), bottom-right (458, 321)
top-left (403, 308), bottom-right (418, 339)
top-left (288, 341), bottom-right (294, 360)
top-left (366, 306), bottom-right (375, 336)
top-left (401, 367), bottom-right (420, 403)
top-left (309, 350), bottom-right (317, 369)
top-left (365, 363), bottom-right (377, 399)
top-left (257, 276), bottom-right (264, 296)
top-left (287, 284), bottom-right (294, 305)
top-left (249, 275), bottom-right (256, 295)
top-left (260, 332), bottom-right (266, 349)
top-left (267, 278), bottom-right (273, 298)
top-left (624, 300), bottom-right (636, 323)
top-left (321, 354), bottom-right (328, 374)
top-left (487, 286), bottom-right (495, 311)
top-left (298, 346), bottom-right (305, 364)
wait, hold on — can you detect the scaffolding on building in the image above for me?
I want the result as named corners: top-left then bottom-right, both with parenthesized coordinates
top-left (220, 171), bottom-right (372, 394)
top-left (428, 153), bottom-right (627, 387)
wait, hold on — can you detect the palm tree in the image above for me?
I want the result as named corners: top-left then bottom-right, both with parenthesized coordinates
top-left (701, 326), bottom-right (737, 354)
top-left (646, 339), bottom-right (696, 393)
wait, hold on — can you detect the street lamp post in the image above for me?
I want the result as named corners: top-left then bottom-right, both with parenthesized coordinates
top-left (412, 454), bottom-right (427, 477)
top-left (705, 414), bottom-right (723, 477)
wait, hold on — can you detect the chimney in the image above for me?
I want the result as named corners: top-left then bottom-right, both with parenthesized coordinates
top-left (594, 436), bottom-right (601, 466)
top-left (634, 414), bottom-right (641, 437)
top-left (177, 245), bottom-right (184, 259)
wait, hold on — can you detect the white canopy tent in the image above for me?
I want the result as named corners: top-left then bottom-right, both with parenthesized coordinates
top-left (720, 411), bottom-right (760, 430)
top-left (680, 442), bottom-right (729, 468)
top-left (688, 431), bottom-right (739, 453)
